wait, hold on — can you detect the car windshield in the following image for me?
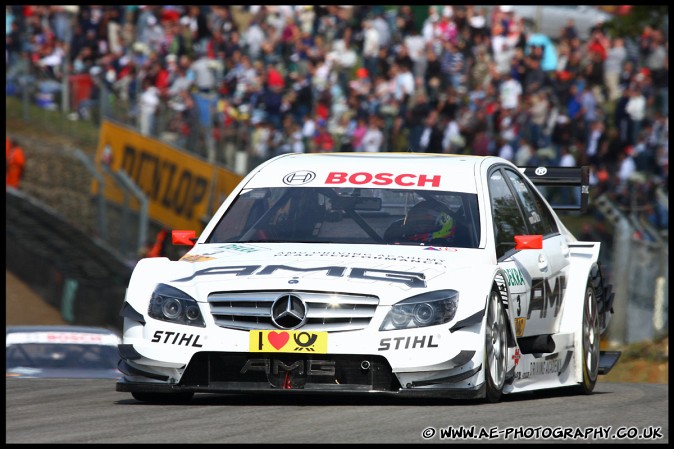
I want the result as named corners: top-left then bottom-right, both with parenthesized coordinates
top-left (6, 343), bottom-right (119, 370)
top-left (207, 187), bottom-right (480, 248)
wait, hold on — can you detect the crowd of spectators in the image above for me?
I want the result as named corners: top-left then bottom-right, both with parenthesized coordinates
top-left (5, 5), bottom-right (669, 233)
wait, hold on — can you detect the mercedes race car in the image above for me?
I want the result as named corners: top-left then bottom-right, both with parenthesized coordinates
top-left (7, 325), bottom-right (122, 379)
top-left (116, 153), bottom-right (620, 403)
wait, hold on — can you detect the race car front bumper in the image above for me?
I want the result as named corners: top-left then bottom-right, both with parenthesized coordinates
top-left (116, 349), bottom-right (486, 399)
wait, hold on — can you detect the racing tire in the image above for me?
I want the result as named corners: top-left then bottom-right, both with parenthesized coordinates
top-left (131, 391), bottom-right (194, 403)
top-left (485, 289), bottom-right (507, 403)
top-left (590, 263), bottom-right (607, 331)
top-left (575, 280), bottom-right (600, 395)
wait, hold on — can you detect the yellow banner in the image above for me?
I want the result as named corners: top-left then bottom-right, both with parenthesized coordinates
top-left (249, 330), bottom-right (328, 353)
top-left (92, 120), bottom-right (242, 232)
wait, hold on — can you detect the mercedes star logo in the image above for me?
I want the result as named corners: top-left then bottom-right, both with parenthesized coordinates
top-left (271, 294), bottom-right (307, 329)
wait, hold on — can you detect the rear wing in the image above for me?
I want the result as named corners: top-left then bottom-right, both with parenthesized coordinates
top-left (518, 166), bottom-right (590, 213)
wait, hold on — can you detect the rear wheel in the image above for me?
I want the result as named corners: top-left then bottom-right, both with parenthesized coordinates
top-left (576, 282), bottom-right (600, 394)
top-left (485, 289), bottom-right (507, 403)
top-left (131, 391), bottom-right (194, 403)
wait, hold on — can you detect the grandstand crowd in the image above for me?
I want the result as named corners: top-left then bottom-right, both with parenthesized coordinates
top-left (5, 5), bottom-right (668, 233)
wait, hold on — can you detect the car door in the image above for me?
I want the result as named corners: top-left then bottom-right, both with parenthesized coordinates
top-left (502, 168), bottom-right (569, 336)
top-left (487, 167), bottom-right (545, 340)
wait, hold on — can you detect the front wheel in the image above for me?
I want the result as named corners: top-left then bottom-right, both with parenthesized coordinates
top-left (576, 282), bottom-right (600, 394)
top-left (485, 289), bottom-right (507, 403)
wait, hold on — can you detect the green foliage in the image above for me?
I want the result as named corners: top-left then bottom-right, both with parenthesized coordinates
top-left (6, 96), bottom-right (100, 155)
top-left (602, 5), bottom-right (669, 38)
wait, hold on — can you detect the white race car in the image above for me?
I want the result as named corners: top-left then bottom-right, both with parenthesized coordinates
top-left (116, 153), bottom-right (620, 403)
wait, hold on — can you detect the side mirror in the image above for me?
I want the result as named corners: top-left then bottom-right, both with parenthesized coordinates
top-left (172, 230), bottom-right (197, 246)
top-left (514, 235), bottom-right (543, 250)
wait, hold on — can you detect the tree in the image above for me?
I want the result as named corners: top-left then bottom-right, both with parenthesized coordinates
top-left (601, 5), bottom-right (669, 38)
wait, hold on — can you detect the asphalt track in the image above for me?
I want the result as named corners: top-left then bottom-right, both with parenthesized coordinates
top-left (6, 379), bottom-right (668, 443)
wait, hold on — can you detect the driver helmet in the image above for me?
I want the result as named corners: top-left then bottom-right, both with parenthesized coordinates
top-left (402, 201), bottom-right (456, 243)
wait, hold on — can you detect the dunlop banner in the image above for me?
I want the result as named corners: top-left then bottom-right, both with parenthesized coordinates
top-left (92, 120), bottom-right (243, 231)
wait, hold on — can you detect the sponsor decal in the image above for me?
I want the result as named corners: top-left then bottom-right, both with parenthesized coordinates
top-left (250, 330), bottom-right (328, 353)
top-left (512, 348), bottom-right (521, 366)
top-left (378, 335), bottom-right (439, 351)
top-left (494, 273), bottom-right (509, 306)
top-left (240, 359), bottom-right (335, 376)
top-left (6, 332), bottom-right (118, 346)
top-left (527, 275), bottom-right (567, 319)
top-left (198, 244), bottom-right (267, 257)
top-left (274, 251), bottom-right (444, 265)
top-left (180, 254), bottom-right (216, 263)
top-left (515, 370), bottom-right (530, 380)
top-left (92, 121), bottom-right (242, 231)
top-left (174, 264), bottom-right (427, 288)
top-left (504, 268), bottom-right (525, 286)
top-left (515, 295), bottom-right (522, 315)
top-left (181, 244), bottom-right (269, 261)
top-left (423, 247), bottom-right (458, 252)
top-left (529, 356), bottom-right (562, 376)
top-left (514, 317), bottom-right (526, 337)
top-left (121, 145), bottom-right (208, 220)
top-left (283, 171), bottom-right (316, 185)
top-left (45, 333), bottom-right (102, 343)
top-left (325, 172), bottom-right (442, 188)
top-left (151, 330), bottom-right (203, 347)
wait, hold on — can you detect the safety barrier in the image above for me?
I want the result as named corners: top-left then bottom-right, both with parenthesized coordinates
top-left (6, 188), bottom-right (131, 331)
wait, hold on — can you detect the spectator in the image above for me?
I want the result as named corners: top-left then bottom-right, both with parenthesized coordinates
top-left (617, 148), bottom-right (637, 184)
top-left (389, 115), bottom-right (410, 152)
top-left (585, 121), bottom-right (606, 166)
top-left (262, 82), bottom-right (284, 130)
top-left (497, 136), bottom-right (514, 161)
top-left (360, 115), bottom-right (384, 152)
top-left (440, 40), bottom-right (465, 90)
top-left (190, 48), bottom-right (217, 93)
top-left (288, 121), bottom-right (306, 154)
top-left (138, 79), bottom-right (160, 136)
top-left (604, 37), bottom-right (627, 101)
top-left (514, 136), bottom-right (535, 166)
top-left (301, 114), bottom-right (317, 152)
top-left (528, 92), bottom-right (550, 149)
top-left (523, 57), bottom-right (546, 94)
top-left (625, 86), bottom-right (647, 145)
top-left (6, 138), bottom-right (26, 189)
top-left (313, 119), bottom-right (335, 152)
top-left (350, 116), bottom-right (368, 152)
top-left (417, 110), bottom-right (444, 153)
top-left (404, 27), bottom-right (426, 79)
top-left (499, 71), bottom-right (522, 110)
top-left (441, 113), bottom-right (464, 154)
top-left (632, 130), bottom-right (655, 173)
top-left (600, 127), bottom-right (625, 172)
top-left (362, 20), bottom-right (380, 80)
top-left (146, 228), bottom-right (169, 258)
top-left (250, 118), bottom-right (271, 166)
top-left (242, 19), bottom-right (265, 61)
top-left (4, 4), bottom-right (668, 238)
top-left (559, 145), bottom-right (576, 167)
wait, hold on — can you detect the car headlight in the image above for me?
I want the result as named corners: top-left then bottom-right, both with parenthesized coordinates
top-left (380, 290), bottom-right (459, 331)
top-left (148, 284), bottom-right (206, 327)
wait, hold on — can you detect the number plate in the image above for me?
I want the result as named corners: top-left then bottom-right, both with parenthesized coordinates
top-left (249, 330), bottom-right (328, 353)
